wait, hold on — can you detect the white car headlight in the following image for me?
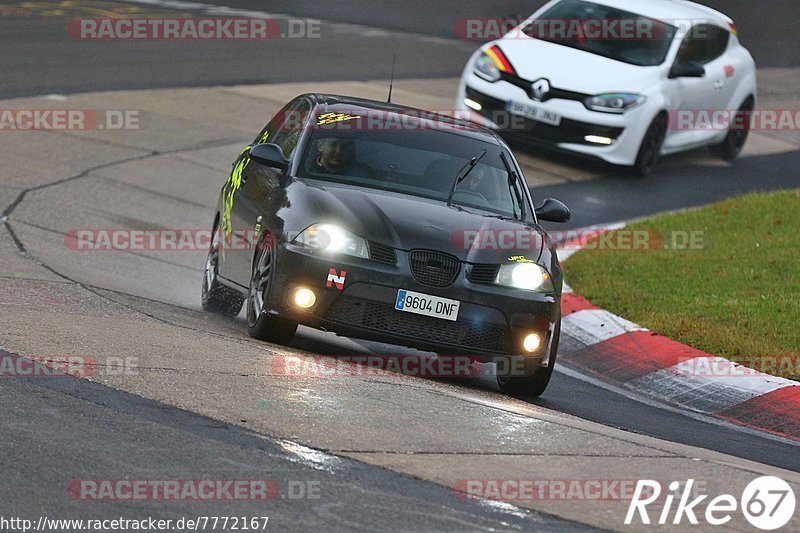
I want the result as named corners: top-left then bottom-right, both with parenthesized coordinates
top-left (294, 224), bottom-right (368, 259)
top-left (584, 93), bottom-right (645, 114)
top-left (495, 263), bottom-right (554, 292)
top-left (474, 52), bottom-right (501, 82)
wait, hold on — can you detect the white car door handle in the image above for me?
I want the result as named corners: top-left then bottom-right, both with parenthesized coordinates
top-left (713, 80), bottom-right (725, 90)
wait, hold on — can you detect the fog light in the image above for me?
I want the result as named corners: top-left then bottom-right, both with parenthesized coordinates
top-left (584, 135), bottom-right (613, 145)
top-left (293, 287), bottom-right (316, 309)
top-left (522, 333), bottom-right (543, 353)
top-left (464, 98), bottom-right (483, 111)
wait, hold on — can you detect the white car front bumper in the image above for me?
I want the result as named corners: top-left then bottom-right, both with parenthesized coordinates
top-left (456, 71), bottom-right (657, 167)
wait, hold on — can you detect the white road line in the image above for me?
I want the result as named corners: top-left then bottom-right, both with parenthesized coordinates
top-left (561, 308), bottom-right (647, 346)
top-left (626, 357), bottom-right (797, 413)
top-left (555, 364), bottom-right (800, 447)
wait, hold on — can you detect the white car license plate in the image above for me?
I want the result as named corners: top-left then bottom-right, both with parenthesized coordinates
top-left (395, 289), bottom-right (460, 322)
top-left (506, 100), bottom-right (562, 126)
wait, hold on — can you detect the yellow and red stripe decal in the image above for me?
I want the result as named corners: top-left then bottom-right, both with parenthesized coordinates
top-left (484, 45), bottom-right (516, 75)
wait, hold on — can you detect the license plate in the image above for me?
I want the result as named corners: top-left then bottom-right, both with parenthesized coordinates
top-left (506, 100), bottom-right (562, 126)
top-left (395, 289), bottom-right (460, 322)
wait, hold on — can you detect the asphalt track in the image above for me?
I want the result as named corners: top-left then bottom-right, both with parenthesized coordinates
top-left (1, 1), bottom-right (799, 530)
top-left (1, 0), bottom-right (798, 98)
top-left (2, 357), bottom-right (584, 531)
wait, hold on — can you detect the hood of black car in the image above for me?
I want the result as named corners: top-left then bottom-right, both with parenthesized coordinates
top-left (284, 179), bottom-right (546, 264)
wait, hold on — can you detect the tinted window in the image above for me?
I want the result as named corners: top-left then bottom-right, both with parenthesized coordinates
top-left (253, 108), bottom-right (284, 146)
top-left (676, 24), bottom-right (730, 65)
top-left (253, 99), bottom-right (309, 147)
top-left (523, 0), bottom-right (677, 66)
top-left (297, 124), bottom-right (528, 219)
top-left (270, 98), bottom-right (311, 157)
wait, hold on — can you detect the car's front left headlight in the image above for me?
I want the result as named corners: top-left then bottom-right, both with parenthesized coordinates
top-left (584, 93), bottom-right (645, 114)
top-left (293, 224), bottom-right (369, 259)
top-left (473, 52), bottom-right (502, 82)
top-left (495, 263), bottom-right (554, 292)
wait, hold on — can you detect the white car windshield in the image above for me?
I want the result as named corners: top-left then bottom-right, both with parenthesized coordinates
top-left (523, 0), bottom-right (677, 66)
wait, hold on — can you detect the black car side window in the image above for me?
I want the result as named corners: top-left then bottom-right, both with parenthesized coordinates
top-left (676, 24), bottom-right (730, 65)
top-left (270, 98), bottom-right (312, 158)
top-left (253, 114), bottom-right (279, 146)
top-left (253, 99), bottom-right (302, 146)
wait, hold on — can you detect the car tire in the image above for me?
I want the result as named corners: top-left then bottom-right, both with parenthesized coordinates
top-left (710, 98), bottom-right (754, 161)
top-left (246, 235), bottom-right (298, 344)
top-left (201, 223), bottom-right (245, 317)
top-left (632, 114), bottom-right (667, 178)
top-left (496, 318), bottom-right (560, 397)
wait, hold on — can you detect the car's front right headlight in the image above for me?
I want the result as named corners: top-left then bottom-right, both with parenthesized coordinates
top-left (473, 51), bottom-right (502, 82)
top-left (495, 263), bottom-right (554, 292)
top-left (293, 224), bottom-right (369, 259)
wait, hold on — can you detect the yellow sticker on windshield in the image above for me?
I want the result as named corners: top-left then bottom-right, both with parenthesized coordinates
top-left (317, 112), bottom-right (361, 125)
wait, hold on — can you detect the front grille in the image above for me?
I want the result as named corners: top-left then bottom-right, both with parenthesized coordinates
top-left (368, 241), bottom-right (396, 265)
top-left (468, 264), bottom-right (499, 284)
top-left (465, 86), bottom-right (625, 144)
top-left (409, 250), bottom-right (461, 287)
top-left (500, 72), bottom-right (590, 103)
top-left (327, 297), bottom-right (509, 353)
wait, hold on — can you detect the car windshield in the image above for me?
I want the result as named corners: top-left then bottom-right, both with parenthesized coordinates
top-left (297, 118), bottom-right (528, 219)
top-left (523, 0), bottom-right (677, 66)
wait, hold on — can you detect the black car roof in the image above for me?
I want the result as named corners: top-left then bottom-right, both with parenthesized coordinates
top-left (300, 93), bottom-right (506, 145)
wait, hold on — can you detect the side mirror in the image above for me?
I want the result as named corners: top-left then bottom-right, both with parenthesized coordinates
top-left (668, 60), bottom-right (705, 79)
top-left (249, 143), bottom-right (289, 171)
top-left (535, 198), bottom-right (571, 223)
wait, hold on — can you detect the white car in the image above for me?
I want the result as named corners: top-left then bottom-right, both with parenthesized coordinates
top-left (456, 0), bottom-right (757, 176)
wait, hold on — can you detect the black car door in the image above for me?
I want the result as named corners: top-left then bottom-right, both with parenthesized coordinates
top-left (226, 97), bottom-right (311, 285)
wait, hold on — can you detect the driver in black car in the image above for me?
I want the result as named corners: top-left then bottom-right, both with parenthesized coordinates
top-left (459, 164), bottom-right (496, 204)
top-left (308, 137), bottom-right (378, 179)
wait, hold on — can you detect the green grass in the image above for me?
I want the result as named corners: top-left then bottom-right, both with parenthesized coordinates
top-left (563, 189), bottom-right (800, 381)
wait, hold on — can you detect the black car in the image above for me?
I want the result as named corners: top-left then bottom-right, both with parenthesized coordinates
top-left (202, 94), bottom-right (571, 396)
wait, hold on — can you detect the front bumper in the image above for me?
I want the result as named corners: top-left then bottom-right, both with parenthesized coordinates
top-left (457, 73), bottom-right (654, 166)
top-left (266, 243), bottom-right (560, 363)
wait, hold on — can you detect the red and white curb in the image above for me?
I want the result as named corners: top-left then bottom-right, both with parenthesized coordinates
top-left (556, 224), bottom-right (800, 442)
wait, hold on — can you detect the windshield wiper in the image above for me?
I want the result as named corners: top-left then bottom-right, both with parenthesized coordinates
top-left (500, 152), bottom-right (523, 220)
top-left (446, 149), bottom-right (487, 207)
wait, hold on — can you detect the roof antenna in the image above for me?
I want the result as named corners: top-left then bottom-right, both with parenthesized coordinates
top-left (387, 51), bottom-right (397, 103)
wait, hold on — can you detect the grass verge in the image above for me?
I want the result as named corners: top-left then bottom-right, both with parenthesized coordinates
top-left (562, 189), bottom-right (800, 381)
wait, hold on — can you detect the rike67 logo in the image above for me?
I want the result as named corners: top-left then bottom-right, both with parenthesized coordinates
top-left (626, 477), bottom-right (796, 530)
